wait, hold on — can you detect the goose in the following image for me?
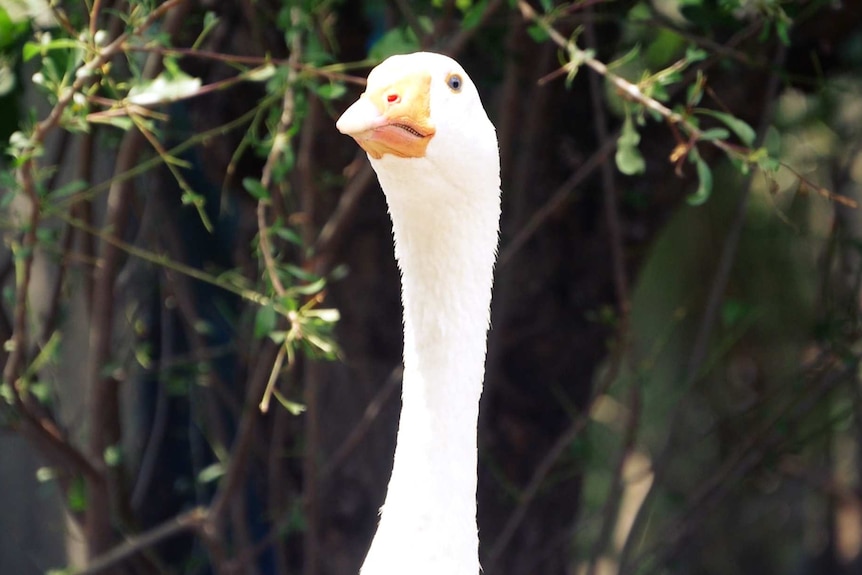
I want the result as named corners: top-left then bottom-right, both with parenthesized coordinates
top-left (336, 52), bottom-right (501, 575)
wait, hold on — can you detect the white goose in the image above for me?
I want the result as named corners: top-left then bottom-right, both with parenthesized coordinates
top-left (337, 52), bottom-right (501, 575)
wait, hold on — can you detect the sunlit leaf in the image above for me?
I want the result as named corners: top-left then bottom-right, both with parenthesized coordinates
top-left (247, 64), bottom-right (276, 82)
top-left (104, 445), bottom-right (122, 467)
top-left (197, 462), bottom-right (225, 484)
top-left (303, 308), bottom-right (340, 323)
top-left (127, 72), bottom-right (202, 105)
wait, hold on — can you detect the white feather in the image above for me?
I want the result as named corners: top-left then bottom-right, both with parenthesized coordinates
top-left (340, 52), bottom-right (501, 575)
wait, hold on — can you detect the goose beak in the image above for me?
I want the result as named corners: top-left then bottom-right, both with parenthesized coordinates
top-left (337, 72), bottom-right (436, 160)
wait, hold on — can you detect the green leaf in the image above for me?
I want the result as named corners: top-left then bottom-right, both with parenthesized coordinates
top-left (369, 26), bottom-right (420, 61)
top-left (243, 177), bottom-right (269, 200)
top-left (22, 41), bottom-right (40, 61)
top-left (104, 445), bottom-right (122, 467)
top-left (775, 20), bottom-right (790, 46)
top-left (255, 305), bottom-right (277, 339)
top-left (0, 7), bottom-right (28, 50)
top-left (291, 276), bottom-right (327, 296)
top-left (197, 462), bottom-right (225, 484)
top-left (461, 0), bottom-right (489, 30)
top-left (686, 70), bottom-right (705, 107)
top-left (127, 71), bottom-right (202, 105)
top-left (685, 45), bottom-right (708, 63)
top-left (284, 263), bottom-right (317, 282)
top-left (305, 332), bottom-right (336, 355)
top-left (272, 390), bottom-right (306, 415)
top-left (315, 82), bottom-right (346, 101)
top-left (608, 44), bottom-right (641, 71)
top-left (756, 153), bottom-right (781, 173)
top-left (698, 128), bottom-right (729, 141)
top-left (697, 109), bottom-right (756, 146)
top-left (274, 225), bottom-right (303, 245)
top-left (67, 476), bottom-right (86, 512)
top-left (246, 64), bottom-right (277, 82)
top-left (615, 112), bottom-right (646, 176)
top-left (304, 308), bottom-right (340, 323)
top-left (687, 149), bottom-right (713, 205)
top-left (526, 24), bottom-right (549, 43)
top-left (50, 179), bottom-right (88, 198)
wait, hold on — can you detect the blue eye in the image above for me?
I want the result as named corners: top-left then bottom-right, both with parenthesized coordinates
top-left (447, 74), bottom-right (463, 92)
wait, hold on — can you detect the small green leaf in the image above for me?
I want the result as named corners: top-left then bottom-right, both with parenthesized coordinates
top-left (775, 20), bottom-right (790, 46)
top-left (369, 26), bottom-right (420, 61)
top-left (687, 149), bottom-right (713, 205)
top-left (243, 177), bottom-right (269, 200)
top-left (68, 476), bottom-right (86, 512)
top-left (22, 41), bottom-right (40, 61)
top-left (461, 0), bottom-right (489, 30)
top-left (698, 109), bottom-right (756, 146)
top-left (0, 8), bottom-right (29, 50)
top-left (685, 45), bottom-right (707, 63)
top-left (305, 332), bottom-right (336, 355)
top-left (255, 305), bottom-right (277, 339)
top-left (756, 153), bottom-right (781, 173)
top-left (36, 467), bottom-right (56, 483)
top-left (284, 263), bottom-right (317, 282)
top-left (274, 225), bottom-right (303, 245)
top-left (272, 390), bottom-right (306, 415)
top-left (608, 44), bottom-right (641, 71)
top-left (127, 72), bottom-right (202, 105)
top-left (247, 64), bottom-right (276, 82)
top-left (104, 445), bottom-right (122, 467)
top-left (686, 70), bottom-right (705, 107)
top-left (50, 179), bottom-right (88, 198)
top-left (197, 462), bottom-right (225, 484)
top-left (315, 82), bottom-right (347, 101)
top-left (698, 128), bottom-right (729, 141)
top-left (303, 308), bottom-right (340, 323)
top-left (526, 24), bottom-right (549, 43)
top-left (291, 276), bottom-right (327, 296)
top-left (615, 112), bottom-right (646, 176)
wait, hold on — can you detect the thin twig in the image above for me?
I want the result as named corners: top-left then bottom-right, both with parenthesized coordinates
top-left (498, 138), bottom-right (616, 268)
top-left (257, 7), bottom-right (304, 298)
top-left (75, 507), bottom-right (208, 575)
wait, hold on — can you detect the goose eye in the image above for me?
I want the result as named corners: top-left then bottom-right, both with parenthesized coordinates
top-left (447, 73), bottom-right (463, 92)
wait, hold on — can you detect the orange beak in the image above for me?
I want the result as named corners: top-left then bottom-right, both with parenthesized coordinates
top-left (337, 72), bottom-right (436, 159)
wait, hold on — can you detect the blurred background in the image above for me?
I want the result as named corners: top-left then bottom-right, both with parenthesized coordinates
top-left (2, 0), bottom-right (862, 574)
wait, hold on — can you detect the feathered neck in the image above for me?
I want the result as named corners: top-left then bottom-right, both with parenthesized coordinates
top-left (360, 154), bottom-right (501, 575)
